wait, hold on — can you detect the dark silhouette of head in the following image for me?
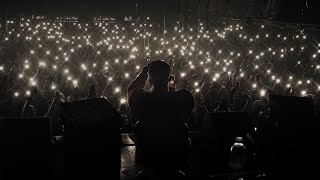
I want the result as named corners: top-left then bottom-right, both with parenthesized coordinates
top-left (86, 84), bottom-right (97, 99)
top-left (148, 60), bottom-right (171, 90)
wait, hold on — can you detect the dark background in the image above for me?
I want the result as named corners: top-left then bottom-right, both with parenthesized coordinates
top-left (1, 0), bottom-right (178, 19)
top-left (1, 0), bottom-right (320, 24)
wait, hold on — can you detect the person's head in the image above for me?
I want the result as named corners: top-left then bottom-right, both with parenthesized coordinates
top-left (235, 81), bottom-right (241, 87)
top-left (31, 87), bottom-right (38, 96)
top-left (24, 105), bottom-right (35, 117)
top-left (87, 84), bottom-right (97, 99)
top-left (148, 60), bottom-right (171, 88)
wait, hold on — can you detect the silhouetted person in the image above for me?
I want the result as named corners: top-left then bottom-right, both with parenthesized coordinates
top-left (214, 98), bottom-right (231, 112)
top-left (21, 87), bottom-right (38, 117)
top-left (86, 84), bottom-right (97, 99)
top-left (128, 60), bottom-right (194, 179)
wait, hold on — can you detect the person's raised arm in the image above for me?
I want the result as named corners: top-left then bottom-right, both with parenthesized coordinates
top-left (21, 96), bottom-right (32, 117)
top-left (45, 91), bottom-right (61, 117)
top-left (127, 64), bottom-right (149, 101)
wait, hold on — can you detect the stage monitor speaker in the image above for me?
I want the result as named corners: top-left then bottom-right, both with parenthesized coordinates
top-left (60, 97), bottom-right (122, 179)
top-left (0, 117), bottom-right (51, 178)
top-left (267, 95), bottom-right (317, 175)
top-left (269, 95), bottom-right (316, 145)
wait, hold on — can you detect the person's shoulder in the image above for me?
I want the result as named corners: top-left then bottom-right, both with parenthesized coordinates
top-left (173, 89), bottom-right (194, 110)
top-left (174, 89), bottom-right (193, 98)
top-left (131, 89), bottom-right (150, 98)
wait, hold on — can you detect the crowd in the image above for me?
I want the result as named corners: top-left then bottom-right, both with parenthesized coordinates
top-left (1, 17), bottom-right (320, 135)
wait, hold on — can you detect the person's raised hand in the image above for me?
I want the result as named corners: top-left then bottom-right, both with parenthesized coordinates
top-left (53, 91), bottom-right (61, 103)
top-left (244, 93), bottom-right (251, 100)
top-left (142, 63), bottom-right (151, 73)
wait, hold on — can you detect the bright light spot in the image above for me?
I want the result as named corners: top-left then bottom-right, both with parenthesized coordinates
top-left (301, 90), bottom-right (307, 96)
top-left (180, 73), bottom-right (186, 78)
top-left (14, 92), bottom-right (19, 97)
top-left (81, 64), bottom-right (87, 70)
top-left (51, 85), bottom-right (56, 90)
top-left (260, 90), bottom-right (266, 97)
top-left (73, 80), bottom-right (78, 86)
top-left (194, 82), bottom-right (199, 87)
top-left (195, 88), bottom-right (200, 93)
top-left (26, 91), bottom-right (31, 96)
top-left (252, 83), bottom-right (257, 88)
top-left (115, 87), bottom-right (120, 93)
top-left (120, 98), bottom-right (127, 104)
top-left (39, 61), bottom-right (46, 67)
